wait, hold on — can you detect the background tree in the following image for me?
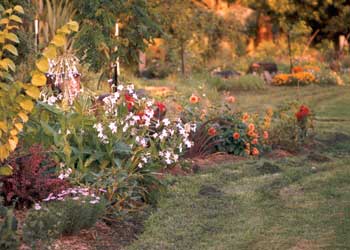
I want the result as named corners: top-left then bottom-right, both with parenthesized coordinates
top-left (72, 0), bottom-right (160, 84)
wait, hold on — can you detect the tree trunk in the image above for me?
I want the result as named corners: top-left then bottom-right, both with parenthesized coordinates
top-left (180, 42), bottom-right (185, 75)
top-left (257, 14), bottom-right (273, 45)
top-left (287, 30), bottom-right (293, 73)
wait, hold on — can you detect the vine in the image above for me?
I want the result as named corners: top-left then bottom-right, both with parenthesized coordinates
top-left (0, 4), bottom-right (78, 167)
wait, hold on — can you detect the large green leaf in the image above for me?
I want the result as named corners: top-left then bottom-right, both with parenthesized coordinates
top-left (0, 164), bottom-right (13, 176)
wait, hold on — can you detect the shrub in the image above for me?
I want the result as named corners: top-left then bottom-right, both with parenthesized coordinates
top-left (269, 102), bottom-right (314, 152)
top-left (24, 85), bottom-right (196, 215)
top-left (273, 66), bottom-right (344, 86)
top-left (315, 70), bottom-right (344, 86)
top-left (0, 145), bottom-right (69, 208)
top-left (23, 193), bottom-right (106, 247)
top-left (0, 202), bottom-right (19, 250)
top-left (208, 75), bottom-right (266, 91)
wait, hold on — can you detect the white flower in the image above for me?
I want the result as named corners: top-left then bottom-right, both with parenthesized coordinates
top-left (47, 95), bottom-right (57, 106)
top-left (152, 133), bottom-right (159, 139)
top-left (184, 139), bottom-right (193, 148)
top-left (138, 163), bottom-right (143, 168)
top-left (108, 122), bottom-right (117, 134)
top-left (66, 129), bottom-right (71, 135)
top-left (122, 124), bottom-right (129, 132)
top-left (165, 159), bottom-right (172, 165)
top-left (140, 138), bottom-right (147, 147)
top-left (126, 84), bottom-right (134, 93)
top-left (90, 200), bottom-right (99, 204)
top-left (178, 143), bottom-right (183, 153)
top-left (146, 100), bottom-right (154, 107)
top-left (117, 85), bottom-right (124, 91)
top-left (34, 203), bottom-right (41, 210)
top-left (184, 123), bottom-right (191, 133)
top-left (165, 151), bottom-right (171, 159)
top-left (162, 118), bottom-right (170, 126)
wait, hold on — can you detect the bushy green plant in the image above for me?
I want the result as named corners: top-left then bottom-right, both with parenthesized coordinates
top-left (269, 102), bottom-right (314, 152)
top-left (0, 202), bottom-right (19, 250)
top-left (208, 75), bottom-right (266, 91)
top-left (24, 84), bottom-right (195, 214)
top-left (314, 70), bottom-right (339, 85)
top-left (23, 195), bottom-right (105, 247)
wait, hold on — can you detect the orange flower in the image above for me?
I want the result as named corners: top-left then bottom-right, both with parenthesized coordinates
top-left (175, 104), bottom-right (183, 112)
top-left (248, 123), bottom-right (255, 131)
top-left (252, 147), bottom-right (259, 156)
top-left (208, 127), bottom-right (217, 136)
top-left (263, 131), bottom-right (269, 140)
top-left (233, 132), bottom-right (240, 140)
top-left (251, 138), bottom-right (258, 145)
top-left (242, 113), bottom-right (249, 122)
top-left (225, 96), bottom-right (236, 103)
top-left (247, 130), bottom-right (255, 137)
top-left (189, 94), bottom-right (200, 104)
top-left (292, 66), bottom-right (303, 73)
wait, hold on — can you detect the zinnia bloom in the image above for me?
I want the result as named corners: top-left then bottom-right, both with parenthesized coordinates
top-left (263, 131), bottom-right (269, 140)
top-left (233, 132), bottom-right (240, 140)
top-left (295, 105), bottom-right (310, 121)
top-left (247, 130), bottom-right (255, 137)
top-left (225, 96), bottom-right (236, 103)
top-left (248, 123), bottom-right (255, 131)
top-left (242, 113), bottom-right (249, 122)
top-left (175, 104), bottom-right (183, 112)
top-left (208, 127), bottom-right (217, 136)
top-left (189, 94), bottom-right (200, 104)
top-left (251, 138), bottom-right (258, 145)
top-left (252, 147), bottom-right (259, 156)
top-left (156, 102), bottom-right (166, 113)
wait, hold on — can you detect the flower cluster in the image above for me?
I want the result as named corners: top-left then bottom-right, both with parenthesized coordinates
top-left (34, 187), bottom-right (104, 210)
top-left (272, 72), bottom-right (316, 86)
top-left (91, 84), bottom-right (195, 168)
top-left (295, 105), bottom-right (310, 122)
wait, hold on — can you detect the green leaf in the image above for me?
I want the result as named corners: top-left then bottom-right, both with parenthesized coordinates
top-left (40, 121), bottom-right (55, 136)
top-left (51, 34), bottom-right (66, 47)
top-left (13, 5), bottom-right (24, 14)
top-left (0, 60), bottom-right (9, 71)
top-left (36, 58), bottom-right (49, 73)
top-left (3, 44), bottom-right (18, 56)
top-left (0, 18), bottom-right (9, 25)
top-left (0, 164), bottom-right (13, 176)
top-left (3, 58), bottom-right (15, 72)
top-left (25, 86), bottom-right (40, 99)
top-left (42, 45), bottom-right (57, 59)
top-left (5, 32), bottom-right (19, 43)
top-left (67, 21), bottom-right (79, 32)
top-left (31, 72), bottom-right (47, 86)
top-left (9, 15), bottom-right (22, 24)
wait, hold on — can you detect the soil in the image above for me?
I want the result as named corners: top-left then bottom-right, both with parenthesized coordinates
top-left (198, 185), bottom-right (223, 197)
top-left (256, 162), bottom-right (282, 175)
top-left (20, 215), bottom-right (145, 250)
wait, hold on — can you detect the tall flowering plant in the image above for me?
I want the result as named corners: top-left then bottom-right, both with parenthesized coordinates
top-left (25, 84), bottom-right (195, 213)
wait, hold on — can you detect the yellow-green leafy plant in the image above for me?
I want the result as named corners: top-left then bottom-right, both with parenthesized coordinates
top-left (0, 3), bottom-right (78, 166)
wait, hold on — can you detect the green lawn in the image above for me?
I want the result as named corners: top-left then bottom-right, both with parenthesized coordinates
top-left (127, 85), bottom-right (350, 250)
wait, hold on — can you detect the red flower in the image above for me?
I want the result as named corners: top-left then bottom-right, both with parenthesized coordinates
top-left (125, 93), bottom-right (134, 103)
top-left (233, 132), bottom-right (240, 140)
top-left (296, 105), bottom-right (310, 121)
top-left (156, 102), bottom-right (166, 113)
top-left (125, 93), bottom-right (134, 111)
top-left (208, 127), bottom-right (217, 136)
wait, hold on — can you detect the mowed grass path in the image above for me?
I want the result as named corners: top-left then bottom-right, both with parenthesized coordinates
top-left (127, 85), bottom-right (350, 250)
